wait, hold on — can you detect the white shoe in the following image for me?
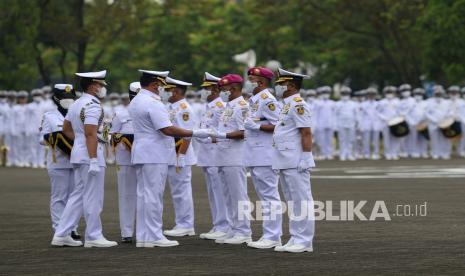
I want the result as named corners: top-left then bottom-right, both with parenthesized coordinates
top-left (200, 231), bottom-right (227, 240)
top-left (247, 238), bottom-right (281, 249)
top-left (84, 238), bottom-right (118, 248)
top-left (274, 240), bottom-right (293, 252)
top-left (136, 241), bottom-right (146, 248)
top-left (348, 155), bottom-right (356, 161)
top-left (220, 235), bottom-right (251, 245)
top-left (163, 228), bottom-right (195, 237)
top-left (283, 243), bottom-right (313, 253)
top-left (144, 239), bottom-right (179, 247)
top-left (51, 236), bottom-right (83, 247)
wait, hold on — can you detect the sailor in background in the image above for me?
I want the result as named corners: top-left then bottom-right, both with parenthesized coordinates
top-left (41, 84), bottom-right (80, 240)
top-left (425, 85), bottom-right (451, 159)
top-left (243, 67), bottom-right (283, 249)
top-left (314, 86), bottom-right (335, 160)
top-left (29, 89), bottom-right (47, 168)
top-left (334, 86), bottom-right (358, 161)
top-left (377, 86), bottom-right (401, 160)
top-left (196, 72), bottom-right (230, 240)
top-left (162, 76), bottom-right (197, 237)
top-left (272, 68), bottom-right (315, 253)
top-left (110, 84), bottom-right (138, 243)
top-left (398, 84), bottom-right (416, 158)
top-left (52, 70), bottom-right (117, 248)
top-left (409, 88), bottom-right (429, 158)
top-left (446, 86), bottom-right (465, 157)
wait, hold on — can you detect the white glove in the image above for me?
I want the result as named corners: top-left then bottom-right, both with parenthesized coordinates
top-left (88, 158), bottom-right (100, 176)
top-left (211, 129), bottom-right (227, 139)
top-left (196, 137), bottom-right (212, 144)
top-left (244, 118), bottom-right (261, 130)
top-left (176, 154), bottom-right (186, 168)
top-left (297, 152), bottom-right (315, 173)
top-left (192, 129), bottom-right (214, 138)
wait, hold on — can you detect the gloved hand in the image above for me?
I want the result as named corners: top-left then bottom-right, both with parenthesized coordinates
top-left (176, 154), bottom-right (186, 168)
top-left (210, 129), bottom-right (227, 139)
top-left (88, 158), bottom-right (100, 176)
top-left (196, 137), bottom-right (212, 144)
top-left (244, 118), bottom-right (261, 130)
top-left (297, 152), bottom-right (315, 173)
top-left (192, 129), bottom-right (215, 138)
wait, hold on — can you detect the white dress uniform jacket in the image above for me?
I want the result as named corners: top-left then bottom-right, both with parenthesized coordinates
top-left (244, 88), bottom-right (280, 167)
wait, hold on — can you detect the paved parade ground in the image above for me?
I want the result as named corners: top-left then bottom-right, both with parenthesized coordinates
top-left (1, 159), bottom-right (464, 275)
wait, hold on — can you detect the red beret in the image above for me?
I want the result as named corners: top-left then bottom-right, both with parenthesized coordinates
top-left (219, 74), bottom-right (243, 87)
top-left (247, 67), bottom-right (274, 80)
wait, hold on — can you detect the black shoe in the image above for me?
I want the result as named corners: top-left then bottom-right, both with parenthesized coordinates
top-left (71, 231), bottom-right (81, 240)
top-left (121, 237), bottom-right (133, 243)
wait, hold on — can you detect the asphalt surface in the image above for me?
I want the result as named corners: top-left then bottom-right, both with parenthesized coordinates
top-left (0, 158), bottom-right (464, 275)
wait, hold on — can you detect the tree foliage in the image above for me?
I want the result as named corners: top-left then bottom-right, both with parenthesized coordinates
top-left (1, 0), bottom-right (464, 90)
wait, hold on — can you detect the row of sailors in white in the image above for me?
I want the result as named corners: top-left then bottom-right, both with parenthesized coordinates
top-left (302, 84), bottom-right (465, 160)
top-left (0, 89), bottom-right (55, 168)
top-left (48, 68), bottom-right (315, 254)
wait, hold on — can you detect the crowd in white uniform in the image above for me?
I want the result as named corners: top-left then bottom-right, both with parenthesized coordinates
top-left (1, 83), bottom-right (464, 169)
top-left (1, 68), bottom-right (464, 254)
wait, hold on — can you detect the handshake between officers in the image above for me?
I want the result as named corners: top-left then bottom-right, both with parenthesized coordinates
top-left (48, 67), bottom-right (316, 253)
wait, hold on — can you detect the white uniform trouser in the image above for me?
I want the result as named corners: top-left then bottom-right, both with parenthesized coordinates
top-left (410, 128), bottom-right (428, 157)
top-left (338, 128), bottom-right (355, 159)
top-left (202, 166), bottom-right (230, 232)
top-left (31, 134), bottom-right (45, 167)
top-left (117, 165), bottom-right (137, 238)
top-left (249, 166), bottom-right (282, 241)
top-left (55, 164), bottom-right (105, 241)
top-left (362, 130), bottom-right (380, 157)
top-left (316, 128), bottom-right (334, 158)
top-left (382, 127), bottom-right (400, 157)
top-left (167, 165), bottom-right (194, 229)
top-left (403, 125), bottom-right (417, 157)
top-left (4, 134), bottom-right (15, 165)
top-left (279, 168), bottom-right (314, 247)
top-left (429, 128), bottom-right (451, 158)
top-left (13, 134), bottom-right (28, 165)
top-left (218, 166), bottom-right (251, 237)
top-left (459, 123), bottom-right (465, 156)
top-left (47, 168), bottom-right (76, 231)
top-left (135, 164), bottom-right (168, 242)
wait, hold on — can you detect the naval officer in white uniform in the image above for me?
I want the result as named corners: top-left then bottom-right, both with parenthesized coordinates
top-left (196, 72), bottom-right (230, 240)
top-left (128, 70), bottom-right (214, 248)
top-left (242, 67), bottom-right (283, 249)
top-left (41, 84), bottom-right (80, 240)
top-left (272, 68), bottom-right (315, 253)
top-left (52, 70), bottom-right (117, 248)
top-left (162, 76), bottom-right (198, 237)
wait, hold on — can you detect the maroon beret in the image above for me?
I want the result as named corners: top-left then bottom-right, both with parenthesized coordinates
top-left (247, 67), bottom-right (274, 80)
top-left (219, 74), bottom-right (243, 87)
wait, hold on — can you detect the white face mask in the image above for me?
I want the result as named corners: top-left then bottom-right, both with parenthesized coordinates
top-left (219, 90), bottom-right (231, 102)
top-left (450, 94), bottom-right (459, 100)
top-left (401, 91), bottom-right (411, 98)
top-left (306, 96), bottom-right (315, 103)
top-left (161, 90), bottom-right (172, 103)
top-left (158, 86), bottom-right (165, 94)
top-left (321, 93), bottom-right (330, 100)
top-left (59, 99), bottom-right (75, 109)
top-left (33, 96), bottom-right (42, 103)
top-left (274, 85), bottom-right (287, 99)
top-left (414, 95), bottom-right (423, 101)
top-left (111, 100), bottom-right (119, 107)
top-left (386, 93), bottom-right (394, 99)
top-left (200, 89), bottom-right (211, 102)
top-left (341, 95), bottom-right (350, 101)
top-left (97, 87), bottom-right (107, 98)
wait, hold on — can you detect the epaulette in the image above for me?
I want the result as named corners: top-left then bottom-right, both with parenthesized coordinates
top-left (239, 100), bottom-right (247, 106)
top-left (293, 97), bottom-right (303, 103)
top-left (261, 93), bottom-right (269, 100)
top-left (180, 102), bottom-right (188, 109)
top-left (215, 101), bottom-right (224, 108)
